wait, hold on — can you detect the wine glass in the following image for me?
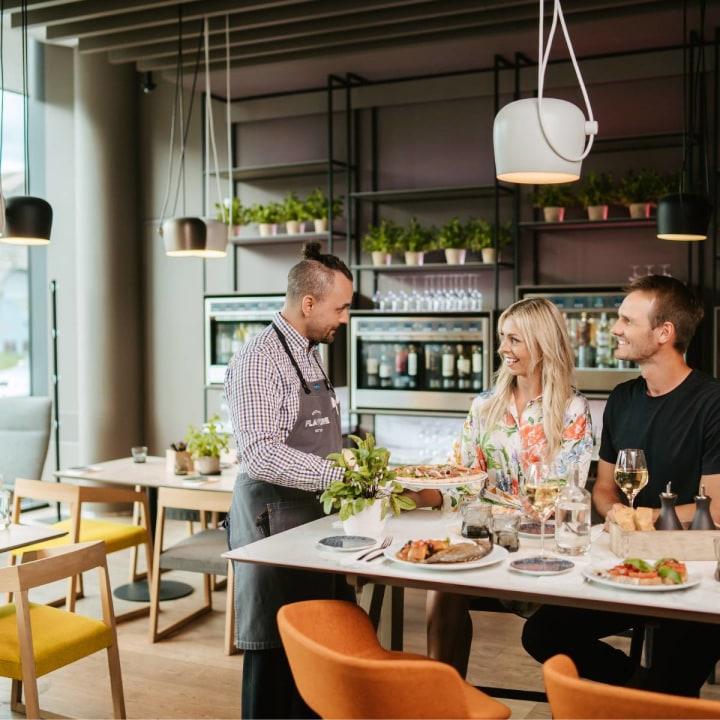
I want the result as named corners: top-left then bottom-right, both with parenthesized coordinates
top-left (614, 449), bottom-right (648, 509)
top-left (522, 462), bottom-right (565, 564)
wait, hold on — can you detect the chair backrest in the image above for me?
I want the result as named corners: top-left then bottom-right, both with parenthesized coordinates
top-left (0, 397), bottom-right (51, 488)
top-left (543, 654), bottom-right (720, 719)
top-left (157, 487), bottom-right (231, 515)
top-left (278, 600), bottom-right (477, 719)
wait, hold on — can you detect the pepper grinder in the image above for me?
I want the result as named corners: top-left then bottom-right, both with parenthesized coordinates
top-left (654, 482), bottom-right (683, 531)
top-left (690, 485), bottom-right (716, 530)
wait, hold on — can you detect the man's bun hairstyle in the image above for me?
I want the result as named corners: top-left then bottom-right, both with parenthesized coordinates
top-left (302, 241), bottom-right (323, 260)
top-left (286, 242), bottom-right (352, 302)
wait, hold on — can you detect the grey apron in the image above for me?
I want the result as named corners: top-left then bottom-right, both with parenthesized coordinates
top-left (228, 323), bottom-right (347, 650)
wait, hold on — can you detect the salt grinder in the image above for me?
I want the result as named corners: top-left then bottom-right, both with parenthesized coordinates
top-left (654, 482), bottom-right (683, 531)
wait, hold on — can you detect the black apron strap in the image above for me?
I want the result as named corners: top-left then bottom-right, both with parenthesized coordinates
top-left (271, 322), bottom-right (311, 394)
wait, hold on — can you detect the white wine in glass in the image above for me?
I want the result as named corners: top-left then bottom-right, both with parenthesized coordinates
top-left (524, 463), bottom-right (565, 560)
top-left (614, 449), bottom-right (649, 508)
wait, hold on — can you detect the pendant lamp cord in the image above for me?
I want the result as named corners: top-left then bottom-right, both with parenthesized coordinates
top-left (21, 0), bottom-right (28, 195)
top-left (697, 0), bottom-right (709, 196)
top-left (536, 0), bottom-right (597, 163)
top-left (225, 14), bottom-right (232, 225)
top-left (0, 0), bottom-right (5, 232)
top-left (203, 17), bottom-right (224, 219)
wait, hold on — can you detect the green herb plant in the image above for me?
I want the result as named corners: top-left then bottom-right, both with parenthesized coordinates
top-left (282, 192), bottom-right (310, 222)
top-left (399, 217), bottom-right (434, 252)
top-left (361, 220), bottom-right (401, 254)
top-left (304, 188), bottom-right (343, 220)
top-left (214, 197), bottom-right (249, 225)
top-left (320, 434), bottom-right (416, 521)
top-left (250, 202), bottom-right (282, 224)
top-left (464, 218), bottom-right (492, 251)
top-left (185, 415), bottom-right (230, 459)
top-left (534, 184), bottom-right (575, 208)
top-left (618, 169), bottom-right (664, 205)
top-left (578, 172), bottom-right (616, 208)
top-left (437, 217), bottom-right (466, 249)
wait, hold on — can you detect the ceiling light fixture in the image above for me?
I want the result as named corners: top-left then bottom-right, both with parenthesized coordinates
top-left (657, 0), bottom-right (711, 242)
top-left (0, 0), bottom-right (53, 246)
top-left (493, 0), bottom-right (598, 184)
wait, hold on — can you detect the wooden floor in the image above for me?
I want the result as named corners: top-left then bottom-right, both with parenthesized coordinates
top-left (1, 510), bottom-right (719, 718)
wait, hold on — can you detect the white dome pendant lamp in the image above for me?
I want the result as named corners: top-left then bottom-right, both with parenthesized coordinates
top-left (493, 0), bottom-right (598, 184)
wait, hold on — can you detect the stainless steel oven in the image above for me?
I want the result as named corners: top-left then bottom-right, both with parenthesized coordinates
top-left (350, 313), bottom-right (492, 414)
top-left (518, 285), bottom-right (640, 395)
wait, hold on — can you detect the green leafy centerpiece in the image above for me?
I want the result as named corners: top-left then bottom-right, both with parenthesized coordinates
top-left (185, 415), bottom-right (230, 475)
top-left (321, 434), bottom-right (415, 535)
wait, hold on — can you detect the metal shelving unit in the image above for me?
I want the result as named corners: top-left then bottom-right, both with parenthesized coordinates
top-left (350, 261), bottom-right (513, 273)
top-left (207, 159), bottom-right (350, 182)
top-left (519, 218), bottom-right (657, 232)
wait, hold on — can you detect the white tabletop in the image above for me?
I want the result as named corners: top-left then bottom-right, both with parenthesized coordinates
top-left (0, 523), bottom-right (68, 553)
top-left (54, 456), bottom-right (237, 493)
top-left (225, 510), bottom-right (720, 625)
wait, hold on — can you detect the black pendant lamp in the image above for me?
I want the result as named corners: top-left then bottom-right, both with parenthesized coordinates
top-left (657, 1), bottom-right (711, 242)
top-left (0, 0), bottom-right (52, 246)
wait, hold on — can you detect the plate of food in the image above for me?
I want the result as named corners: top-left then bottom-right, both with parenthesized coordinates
top-left (393, 464), bottom-right (487, 491)
top-left (582, 558), bottom-right (699, 592)
top-left (384, 538), bottom-right (507, 571)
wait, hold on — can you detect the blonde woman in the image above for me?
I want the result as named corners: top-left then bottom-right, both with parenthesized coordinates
top-left (425, 297), bottom-right (593, 677)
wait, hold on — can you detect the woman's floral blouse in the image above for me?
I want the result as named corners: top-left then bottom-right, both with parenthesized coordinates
top-left (451, 388), bottom-right (594, 494)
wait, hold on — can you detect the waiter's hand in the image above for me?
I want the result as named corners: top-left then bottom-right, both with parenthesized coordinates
top-left (402, 489), bottom-right (443, 510)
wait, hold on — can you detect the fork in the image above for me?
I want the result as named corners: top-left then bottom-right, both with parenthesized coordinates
top-left (355, 536), bottom-right (393, 562)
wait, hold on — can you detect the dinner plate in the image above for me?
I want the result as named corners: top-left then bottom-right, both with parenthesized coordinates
top-left (509, 557), bottom-right (575, 575)
top-left (582, 568), bottom-right (701, 592)
top-left (317, 535), bottom-right (377, 552)
top-left (384, 541), bottom-right (508, 571)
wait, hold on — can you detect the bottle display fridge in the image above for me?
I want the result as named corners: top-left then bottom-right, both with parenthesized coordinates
top-left (350, 312), bottom-right (492, 414)
top-left (517, 285), bottom-right (640, 395)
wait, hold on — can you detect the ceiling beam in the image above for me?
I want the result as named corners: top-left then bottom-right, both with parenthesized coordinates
top-left (135, 0), bottom-right (667, 72)
top-left (106, 0), bottom-right (527, 64)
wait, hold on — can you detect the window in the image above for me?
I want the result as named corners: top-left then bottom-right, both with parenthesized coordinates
top-left (0, 91), bottom-right (27, 397)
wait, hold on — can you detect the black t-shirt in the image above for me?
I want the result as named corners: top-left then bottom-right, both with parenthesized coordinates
top-left (599, 370), bottom-right (720, 507)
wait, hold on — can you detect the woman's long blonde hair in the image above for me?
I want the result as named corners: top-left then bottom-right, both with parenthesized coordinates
top-left (481, 297), bottom-right (576, 461)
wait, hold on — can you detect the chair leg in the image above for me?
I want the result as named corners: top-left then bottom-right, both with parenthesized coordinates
top-left (10, 679), bottom-right (22, 712)
top-left (106, 644), bottom-right (126, 719)
top-left (203, 573), bottom-right (212, 610)
top-left (20, 672), bottom-right (40, 719)
top-left (224, 561), bottom-right (238, 656)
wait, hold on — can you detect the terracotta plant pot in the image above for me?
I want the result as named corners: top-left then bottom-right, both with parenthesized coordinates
top-left (342, 499), bottom-right (388, 539)
top-left (195, 456), bottom-right (221, 476)
top-left (543, 206), bottom-right (565, 222)
top-left (371, 251), bottom-right (392, 266)
top-left (404, 251), bottom-right (425, 266)
top-left (285, 220), bottom-right (301, 235)
top-left (258, 223), bottom-right (278, 237)
top-left (587, 205), bottom-right (609, 221)
top-left (481, 247), bottom-right (497, 264)
top-left (314, 218), bottom-right (328, 233)
top-left (445, 248), bottom-right (467, 265)
top-left (629, 202), bottom-right (652, 219)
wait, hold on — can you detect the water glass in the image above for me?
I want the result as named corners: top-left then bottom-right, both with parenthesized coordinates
top-left (131, 446), bottom-right (148, 463)
top-left (492, 511), bottom-right (520, 552)
top-left (0, 486), bottom-right (12, 530)
top-left (460, 501), bottom-right (493, 544)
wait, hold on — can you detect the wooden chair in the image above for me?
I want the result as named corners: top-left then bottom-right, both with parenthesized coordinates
top-left (149, 486), bottom-right (236, 654)
top-left (0, 541), bottom-right (125, 719)
top-left (277, 600), bottom-right (511, 719)
top-left (10, 478), bottom-right (153, 623)
top-left (543, 654), bottom-right (720, 719)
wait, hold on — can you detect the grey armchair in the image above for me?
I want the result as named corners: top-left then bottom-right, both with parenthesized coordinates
top-left (0, 396), bottom-right (52, 487)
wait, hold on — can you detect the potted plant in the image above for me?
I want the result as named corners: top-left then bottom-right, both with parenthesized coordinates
top-left (304, 188), bottom-right (343, 233)
top-left (578, 171), bottom-right (615, 221)
top-left (214, 197), bottom-right (247, 236)
top-left (281, 192), bottom-right (310, 235)
top-left (321, 433), bottom-right (415, 537)
top-left (534, 184), bottom-right (575, 222)
top-left (618, 169), bottom-right (664, 219)
top-left (438, 217), bottom-right (467, 264)
top-left (250, 202), bottom-right (282, 237)
top-left (398, 217), bottom-right (433, 265)
top-left (465, 218), bottom-right (495, 263)
top-left (362, 220), bottom-right (400, 266)
top-left (185, 415), bottom-right (230, 476)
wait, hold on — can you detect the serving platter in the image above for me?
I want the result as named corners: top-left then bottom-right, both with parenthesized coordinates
top-left (393, 465), bottom-right (487, 492)
top-left (383, 541), bottom-right (507, 571)
top-left (582, 567), bottom-right (701, 592)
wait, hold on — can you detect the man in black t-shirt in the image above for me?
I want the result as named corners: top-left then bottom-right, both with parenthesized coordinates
top-left (522, 275), bottom-right (720, 697)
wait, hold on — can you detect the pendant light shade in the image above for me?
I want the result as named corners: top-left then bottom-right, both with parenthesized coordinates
top-left (494, 98), bottom-right (587, 184)
top-left (656, 192), bottom-right (711, 241)
top-left (1, 196), bottom-right (53, 245)
top-left (162, 217), bottom-right (206, 256)
top-left (195, 219), bottom-right (228, 258)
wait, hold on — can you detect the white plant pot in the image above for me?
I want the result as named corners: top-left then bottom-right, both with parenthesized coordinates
top-left (587, 205), bottom-right (609, 221)
top-left (299, 222), bottom-right (310, 233)
top-left (286, 220), bottom-right (301, 235)
top-left (629, 202), bottom-right (652, 219)
top-left (342, 500), bottom-right (388, 539)
top-left (481, 247), bottom-right (497, 264)
top-left (258, 223), bottom-right (278, 237)
top-left (371, 251), bottom-right (392, 266)
top-left (404, 251), bottom-right (425, 266)
top-left (195, 456), bottom-right (220, 475)
top-left (444, 248), bottom-right (467, 265)
top-left (314, 218), bottom-right (328, 233)
top-left (543, 206), bottom-right (565, 222)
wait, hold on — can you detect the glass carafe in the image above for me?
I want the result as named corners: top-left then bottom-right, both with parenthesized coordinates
top-left (554, 465), bottom-right (591, 555)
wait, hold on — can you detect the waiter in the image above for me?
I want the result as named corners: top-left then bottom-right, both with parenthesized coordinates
top-left (226, 242), bottom-right (354, 719)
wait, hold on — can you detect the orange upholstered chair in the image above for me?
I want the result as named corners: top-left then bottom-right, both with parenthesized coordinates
top-left (277, 600), bottom-right (510, 719)
top-left (543, 654), bottom-right (720, 719)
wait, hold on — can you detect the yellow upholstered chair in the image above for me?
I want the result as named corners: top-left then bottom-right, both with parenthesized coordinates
top-left (10, 478), bottom-right (153, 622)
top-left (149, 486), bottom-right (236, 654)
top-left (0, 541), bottom-right (125, 719)
top-left (278, 600), bottom-right (511, 719)
top-left (543, 654), bottom-right (720, 719)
